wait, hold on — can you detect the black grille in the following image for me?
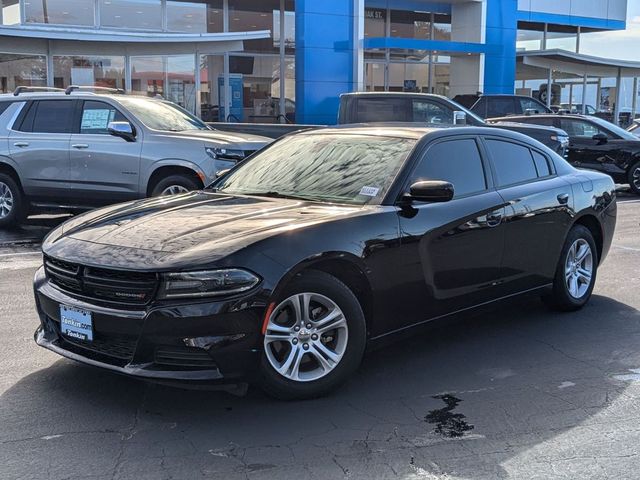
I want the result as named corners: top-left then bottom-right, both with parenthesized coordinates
top-left (155, 346), bottom-right (217, 369)
top-left (63, 334), bottom-right (137, 361)
top-left (44, 255), bottom-right (158, 306)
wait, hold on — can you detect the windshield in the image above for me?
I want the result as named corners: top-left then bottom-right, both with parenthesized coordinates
top-left (214, 133), bottom-right (417, 205)
top-left (590, 116), bottom-right (637, 140)
top-left (117, 97), bottom-right (210, 131)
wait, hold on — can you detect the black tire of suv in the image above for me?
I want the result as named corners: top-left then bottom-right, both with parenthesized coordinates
top-left (0, 173), bottom-right (26, 229)
top-left (544, 225), bottom-right (598, 312)
top-left (150, 174), bottom-right (201, 197)
top-left (259, 270), bottom-right (367, 400)
top-left (628, 160), bottom-right (640, 196)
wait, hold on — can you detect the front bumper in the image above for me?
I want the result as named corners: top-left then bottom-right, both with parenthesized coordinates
top-left (33, 267), bottom-right (266, 386)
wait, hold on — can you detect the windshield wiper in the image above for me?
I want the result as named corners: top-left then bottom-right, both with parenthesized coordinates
top-left (238, 191), bottom-right (327, 202)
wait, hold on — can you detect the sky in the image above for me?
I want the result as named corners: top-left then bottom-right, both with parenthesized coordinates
top-left (579, 0), bottom-right (640, 61)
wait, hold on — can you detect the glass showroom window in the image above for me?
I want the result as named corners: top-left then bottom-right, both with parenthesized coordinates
top-left (199, 54), bottom-right (224, 121)
top-left (228, 0), bottom-right (280, 53)
top-left (131, 55), bottom-right (196, 113)
top-left (100, 0), bottom-right (162, 30)
top-left (388, 62), bottom-right (429, 92)
top-left (390, 9), bottom-right (431, 39)
top-left (0, 54), bottom-right (47, 93)
top-left (364, 7), bottom-right (386, 38)
top-left (546, 28), bottom-right (577, 52)
top-left (228, 54), bottom-right (281, 123)
top-left (166, 0), bottom-right (223, 33)
top-left (25, 0), bottom-right (95, 25)
top-left (433, 14), bottom-right (451, 41)
top-left (517, 27), bottom-right (544, 51)
top-left (53, 56), bottom-right (125, 89)
top-left (0, 0), bottom-right (20, 25)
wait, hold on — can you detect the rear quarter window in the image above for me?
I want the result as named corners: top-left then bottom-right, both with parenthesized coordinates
top-left (485, 139), bottom-right (539, 187)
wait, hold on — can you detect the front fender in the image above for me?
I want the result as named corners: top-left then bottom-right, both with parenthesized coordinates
top-left (143, 158), bottom-right (208, 187)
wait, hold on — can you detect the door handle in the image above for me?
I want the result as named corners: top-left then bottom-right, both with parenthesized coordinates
top-left (557, 193), bottom-right (570, 205)
top-left (486, 210), bottom-right (503, 227)
top-left (71, 144), bottom-right (89, 149)
top-left (13, 142), bottom-right (29, 148)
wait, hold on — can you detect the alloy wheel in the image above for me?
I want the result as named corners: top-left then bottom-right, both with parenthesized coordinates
top-left (632, 166), bottom-right (640, 191)
top-left (264, 292), bottom-right (349, 382)
top-left (565, 238), bottom-right (593, 299)
top-left (160, 185), bottom-right (190, 196)
top-left (0, 182), bottom-right (14, 219)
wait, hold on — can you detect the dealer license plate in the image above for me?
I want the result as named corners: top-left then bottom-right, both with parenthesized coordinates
top-left (60, 305), bottom-right (93, 342)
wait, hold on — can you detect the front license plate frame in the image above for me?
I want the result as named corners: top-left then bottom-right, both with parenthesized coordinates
top-left (60, 305), bottom-right (93, 342)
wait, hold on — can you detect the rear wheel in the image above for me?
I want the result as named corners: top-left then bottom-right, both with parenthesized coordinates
top-left (628, 160), bottom-right (640, 195)
top-left (259, 270), bottom-right (366, 400)
top-left (150, 174), bottom-right (200, 197)
top-left (545, 225), bottom-right (598, 311)
top-left (0, 173), bottom-right (26, 229)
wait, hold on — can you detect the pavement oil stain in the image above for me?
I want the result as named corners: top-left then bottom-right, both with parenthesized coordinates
top-left (425, 394), bottom-right (474, 438)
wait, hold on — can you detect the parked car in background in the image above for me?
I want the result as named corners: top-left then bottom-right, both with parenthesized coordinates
top-left (0, 87), bottom-right (272, 228)
top-left (34, 125), bottom-right (616, 399)
top-left (489, 113), bottom-right (640, 195)
top-left (338, 92), bottom-right (569, 155)
top-left (551, 103), bottom-right (598, 115)
top-left (627, 119), bottom-right (640, 138)
top-left (452, 94), bottom-right (553, 118)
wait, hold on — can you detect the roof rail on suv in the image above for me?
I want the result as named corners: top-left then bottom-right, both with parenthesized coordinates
top-left (13, 86), bottom-right (65, 96)
top-left (64, 85), bottom-right (126, 95)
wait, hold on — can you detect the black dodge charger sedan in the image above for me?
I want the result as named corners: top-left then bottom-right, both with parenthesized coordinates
top-left (489, 113), bottom-right (640, 195)
top-left (34, 126), bottom-right (617, 399)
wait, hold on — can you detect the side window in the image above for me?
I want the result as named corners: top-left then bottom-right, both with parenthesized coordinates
top-left (559, 119), bottom-right (602, 138)
top-left (520, 98), bottom-right (546, 113)
top-left (31, 100), bottom-right (75, 134)
top-left (411, 138), bottom-right (486, 198)
top-left (80, 101), bottom-right (127, 134)
top-left (485, 139), bottom-right (539, 187)
top-left (486, 97), bottom-right (516, 118)
top-left (470, 97), bottom-right (487, 117)
top-left (524, 116), bottom-right (556, 127)
top-left (355, 98), bottom-right (409, 122)
top-left (412, 101), bottom-right (453, 124)
top-left (531, 150), bottom-right (552, 177)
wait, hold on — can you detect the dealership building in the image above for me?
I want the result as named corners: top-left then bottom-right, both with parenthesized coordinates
top-left (0, 0), bottom-right (636, 124)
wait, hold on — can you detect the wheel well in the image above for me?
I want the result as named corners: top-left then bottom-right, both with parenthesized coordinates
top-left (298, 259), bottom-right (374, 334)
top-left (574, 215), bottom-right (603, 263)
top-left (0, 163), bottom-right (23, 192)
top-left (146, 166), bottom-right (203, 197)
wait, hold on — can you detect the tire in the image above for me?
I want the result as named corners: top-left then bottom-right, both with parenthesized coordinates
top-left (150, 174), bottom-right (200, 197)
top-left (628, 160), bottom-right (640, 196)
top-left (259, 270), bottom-right (367, 400)
top-left (0, 173), bottom-right (26, 229)
top-left (545, 225), bottom-right (598, 311)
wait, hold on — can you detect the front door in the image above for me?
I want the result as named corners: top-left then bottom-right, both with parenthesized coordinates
top-left (560, 117), bottom-right (618, 171)
top-left (395, 136), bottom-right (506, 328)
top-left (8, 99), bottom-right (77, 200)
top-left (68, 100), bottom-right (143, 205)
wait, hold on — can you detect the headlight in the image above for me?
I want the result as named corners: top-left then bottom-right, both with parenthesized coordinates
top-left (205, 147), bottom-right (245, 161)
top-left (158, 269), bottom-right (260, 299)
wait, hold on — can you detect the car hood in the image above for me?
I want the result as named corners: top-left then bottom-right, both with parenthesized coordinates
top-left (165, 129), bottom-right (272, 148)
top-left (43, 193), bottom-right (363, 270)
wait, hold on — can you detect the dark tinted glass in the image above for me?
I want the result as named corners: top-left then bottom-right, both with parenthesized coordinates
top-left (523, 116), bottom-right (556, 127)
top-left (520, 97), bottom-right (547, 113)
top-left (532, 150), bottom-right (551, 177)
top-left (486, 139), bottom-right (538, 186)
top-left (356, 98), bottom-right (409, 122)
top-left (559, 119), bottom-right (603, 138)
top-left (486, 97), bottom-right (516, 118)
top-left (412, 100), bottom-right (453, 124)
top-left (412, 139), bottom-right (486, 197)
top-left (470, 97), bottom-right (486, 117)
top-left (32, 100), bottom-right (75, 133)
top-left (16, 102), bottom-right (36, 132)
top-left (0, 102), bottom-right (12, 116)
top-left (80, 101), bottom-right (127, 134)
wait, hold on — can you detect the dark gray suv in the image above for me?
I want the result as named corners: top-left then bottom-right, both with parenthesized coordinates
top-left (0, 87), bottom-right (272, 227)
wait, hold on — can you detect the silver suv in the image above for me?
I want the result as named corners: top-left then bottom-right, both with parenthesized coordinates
top-left (0, 86), bottom-right (272, 228)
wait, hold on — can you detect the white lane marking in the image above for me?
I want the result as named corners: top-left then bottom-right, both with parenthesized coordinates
top-left (613, 368), bottom-right (640, 382)
top-left (0, 251), bottom-right (41, 258)
top-left (614, 245), bottom-right (640, 253)
top-left (41, 435), bottom-right (63, 440)
top-left (558, 381), bottom-right (576, 389)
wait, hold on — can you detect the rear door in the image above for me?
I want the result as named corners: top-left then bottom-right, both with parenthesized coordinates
top-left (68, 100), bottom-right (143, 205)
top-left (559, 118), bottom-right (619, 172)
top-left (395, 136), bottom-right (507, 327)
top-left (486, 97), bottom-right (517, 118)
top-left (483, 136), bottom-right (573, 293)
top-left (8, 99), bottom-right (76, 200)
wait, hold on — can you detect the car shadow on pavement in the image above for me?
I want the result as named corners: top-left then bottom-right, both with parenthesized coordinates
top-left (2, 294), bottom-right (639, 479)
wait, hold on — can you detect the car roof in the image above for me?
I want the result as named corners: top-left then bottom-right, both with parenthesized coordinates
top-left (0, 92), bottom-right (151, 102)
top-left (339, 91), bottom-right (451, 101)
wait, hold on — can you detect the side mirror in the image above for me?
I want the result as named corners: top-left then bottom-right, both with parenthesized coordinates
top-left (406, 180), bottom-right (454, 203)
top-left (107, 121), bottom-right (136, 142)
top-left (592, 133), bottom-right (608, 143)
top-left (453, 111), bottom-right (467, 125)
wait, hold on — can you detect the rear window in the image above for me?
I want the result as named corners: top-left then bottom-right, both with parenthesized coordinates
top-left (356, 98), bottom-right (409, 122)
top-left (18, 100), bottom-right (75, 134)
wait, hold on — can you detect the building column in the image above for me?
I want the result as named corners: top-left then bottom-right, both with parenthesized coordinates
top-left (581, 74), bottom-right (587, 114)
top-left (449, 1), bottom-right (486, 97)
top-left (295, 0), bottom-right (363, 124)
top-left (614, 67), bottom-right (622, 126)
top-left (483, 0), bottom-right (517, 94)
top-left (632, 77), bottom-right (638, 120)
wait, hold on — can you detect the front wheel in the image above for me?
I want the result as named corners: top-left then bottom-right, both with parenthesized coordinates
top-left (150, 174), bottom-right (200, 197)
top-left (259, 270), bottom-right (366, 400)
top-left (628, 160), bottom-right (640, 196)
top-left (0, 173), bottom-right (26, 229)
top-left (545, 225), bottom-right (598, 311)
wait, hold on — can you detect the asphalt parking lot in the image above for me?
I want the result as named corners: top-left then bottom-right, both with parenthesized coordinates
top-left (1, 193), bottom-right (639, 480)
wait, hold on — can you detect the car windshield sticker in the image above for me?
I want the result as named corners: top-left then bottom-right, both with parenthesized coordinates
top-left (360, 186), bottom-right (380, 197)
